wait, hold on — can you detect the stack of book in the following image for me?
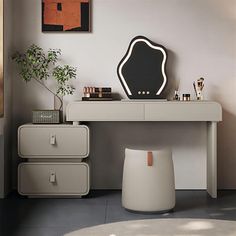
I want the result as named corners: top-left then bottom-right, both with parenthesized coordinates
top-left (82, 87), bottom-right (113, 101)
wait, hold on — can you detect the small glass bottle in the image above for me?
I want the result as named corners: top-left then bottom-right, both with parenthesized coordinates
top-left (174, 90), bottom-right (180, 101)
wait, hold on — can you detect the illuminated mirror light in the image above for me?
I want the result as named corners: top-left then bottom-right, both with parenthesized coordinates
top-left (117, 36), bottom-right (167, 98)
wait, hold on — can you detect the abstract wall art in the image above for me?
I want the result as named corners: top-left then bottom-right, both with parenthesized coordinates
top-left (42, 0), bottom-right (91, 32)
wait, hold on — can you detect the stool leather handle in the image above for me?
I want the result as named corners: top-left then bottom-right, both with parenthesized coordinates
top-left (147, 151), bottom-right (153, 166)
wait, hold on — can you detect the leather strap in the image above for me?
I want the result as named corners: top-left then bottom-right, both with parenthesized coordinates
top-left (147, 151), bottom-right (153, 166)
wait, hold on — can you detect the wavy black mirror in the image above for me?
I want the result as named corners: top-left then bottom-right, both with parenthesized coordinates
top-left (117, 36), bottom-right (168, 99)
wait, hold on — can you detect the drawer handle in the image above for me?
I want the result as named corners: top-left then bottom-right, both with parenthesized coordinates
top-left (50, 134), bottom-right (56, 145)
top-left (49, 172), bottom-right (56, 183)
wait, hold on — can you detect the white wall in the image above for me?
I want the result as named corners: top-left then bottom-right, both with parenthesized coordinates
top-left (11, 0), bottom-right (236, 189)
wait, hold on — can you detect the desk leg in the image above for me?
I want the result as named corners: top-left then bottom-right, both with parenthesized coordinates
top-left (207, 121), bottom-right (217, 198)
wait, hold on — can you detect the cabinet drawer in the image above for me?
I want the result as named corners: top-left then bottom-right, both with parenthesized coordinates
top-left (18, 125), bottom-right (89, 158)
top-left (18, 163), bottom-right (90, 196)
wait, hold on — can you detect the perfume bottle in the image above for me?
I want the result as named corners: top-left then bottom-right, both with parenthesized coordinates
top-left (173, 90), bottom-right (180, 101)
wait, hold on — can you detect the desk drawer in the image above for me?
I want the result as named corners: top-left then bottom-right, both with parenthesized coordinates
top-left (18, 125), bottom-right (89, 158)
top-left (67, 102), bottom-right (144, 121)
top-left (145, 102), bottom-right (222, 121)
top-left (18, 163), bottom-right (90, 196)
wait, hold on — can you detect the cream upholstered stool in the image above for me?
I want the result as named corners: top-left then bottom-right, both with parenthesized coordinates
top-left (122, 148), bottom-right (175, 212)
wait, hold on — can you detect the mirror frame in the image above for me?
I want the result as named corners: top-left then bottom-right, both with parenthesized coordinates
top-left (117, 36), bottom-right (168, 99)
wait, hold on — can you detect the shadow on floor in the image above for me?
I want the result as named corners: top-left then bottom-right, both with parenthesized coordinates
top-left (0, 190), bottom-right (236, 236)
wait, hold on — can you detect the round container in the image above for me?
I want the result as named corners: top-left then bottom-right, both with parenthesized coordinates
top-left (182, 94), bottom-right (191, 101)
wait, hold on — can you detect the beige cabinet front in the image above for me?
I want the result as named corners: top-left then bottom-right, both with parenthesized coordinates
top-left (18, 125), bottom-right (89, 158)
top-left (18, 163), bottom-right (90, 196)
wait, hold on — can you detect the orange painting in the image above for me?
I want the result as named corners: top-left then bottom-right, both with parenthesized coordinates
top-left (42, 0), bottom-right (90, 31)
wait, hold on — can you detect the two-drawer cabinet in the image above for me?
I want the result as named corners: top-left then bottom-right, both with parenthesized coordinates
top-left (18, 124), bottom-right (90, 197)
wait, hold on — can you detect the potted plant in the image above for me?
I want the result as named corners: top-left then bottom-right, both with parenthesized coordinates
top-left (12, 44), bottom-right (77, 123)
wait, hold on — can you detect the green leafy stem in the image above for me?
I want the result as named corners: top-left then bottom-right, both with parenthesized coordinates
top-left (12, 44), bottom-right (77, 110)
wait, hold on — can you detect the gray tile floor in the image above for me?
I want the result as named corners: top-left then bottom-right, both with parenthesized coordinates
top-left (0, 190), bottom-right (236, 236)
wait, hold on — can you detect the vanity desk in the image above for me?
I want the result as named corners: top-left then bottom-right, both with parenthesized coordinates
top-left (66, 100), bottom-right (222, 198)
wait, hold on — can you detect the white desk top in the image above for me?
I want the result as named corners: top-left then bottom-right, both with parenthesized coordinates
top-left (66, 100), bottom-right (222, 122)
